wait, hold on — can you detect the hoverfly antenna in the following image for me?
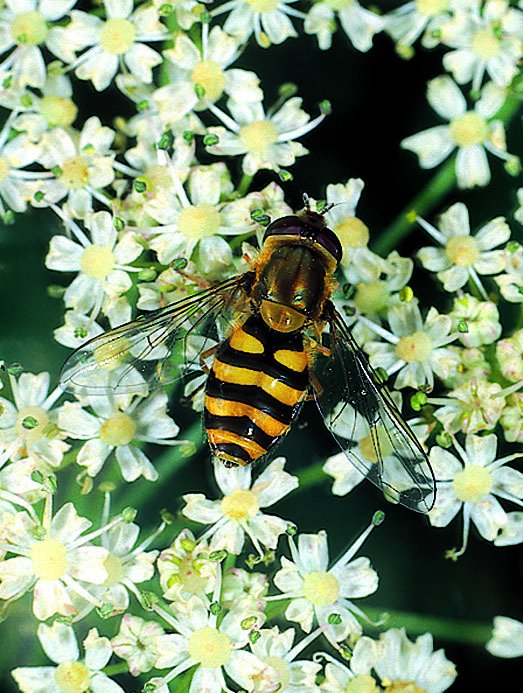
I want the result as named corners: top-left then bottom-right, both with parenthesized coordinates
top-left (302, 192), bottom-right (311, 212)
top-left (301, 192), bottom-right (336, 218)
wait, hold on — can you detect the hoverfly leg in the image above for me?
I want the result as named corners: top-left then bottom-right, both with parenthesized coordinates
top-left (199, 344), bottom-right (218, 374)
top-left (308, 372), bottom-right (324, 399)
top-left (171, 265), bottom-right (213, 290)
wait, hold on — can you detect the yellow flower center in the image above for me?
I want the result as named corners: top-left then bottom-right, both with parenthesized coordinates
top-left (301, 570), bottom-right (340, 606)
top-left (383, 681), bottom-right (427, 693)
top-left (139, 165), bottom-right (174, 197)
top-left (452, 465), bottom-right (492, 503)
top-left (99, 18), bottom-right (136, 55)
top-left (188, 626), bottom-right (232, 668)
top-left (359, 426), bottom-right (394, 463)
top-left (246, 0), bottom-right (280, 11)
top-left (239, 120), bottom-right (278, 155)
top-left (264, 656), bottom-right (290, 690)
top-left (353, 280), bottom-right (390, 314)
top-left (175, 557), bottom-right (208, 593)
top-left (0, 156), bottom-right (10, 181)
top-left (471, 29), bottom-right (500, 59)
top-left (220, 489), bottom-right (259, 520)
top-left (395, 332), bottom-right (432, 363)
top-left (11, 11), bottom-right (49, 46)
top-left (54, 661), bottom-right (91, 693)
top-left (415, 0), bottom-right (449, 16)
top-left (103, 553), bottom-right (124, 586)
top-left (346, 674), bottom-right (381, 693)
top-left (39, 96), bottom-right (78, 127)
top-left (191, 60), bottom-right (226, 102)
top-left (60, 156), bottom-right (89, 190)
top-left (30, 536), bottom-right (68, 581)
top-left (177, 203), bottom-right (221, 240)
top-left (445, 235), bottom-right (480, 267)
top-left (449, 112), bottom-right (489, 147)
top-left (80, 245), bottom-right (115, 280)
top-left (335, 216), bottom-right (369, 248)
top-left (16, 406), bottom-right (50, 442)
top-left (100, 412), bottom-right (137, 447)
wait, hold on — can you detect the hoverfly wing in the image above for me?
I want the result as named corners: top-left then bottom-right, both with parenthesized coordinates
top-left (60, 275), bottom-right (249, 396)
top-left (313, 306), bottom-right (436, 513)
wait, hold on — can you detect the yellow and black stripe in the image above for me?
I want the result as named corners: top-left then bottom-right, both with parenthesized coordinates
top-left (204, 314), bottom-right (309, 466)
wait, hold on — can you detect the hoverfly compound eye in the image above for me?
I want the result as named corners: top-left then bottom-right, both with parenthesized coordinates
top-left (315, 226), bottom-right (343, 265)
top-left (263, 215), bottom-right (303, 240)
top-left (263, 214), bottom-right (342, 265)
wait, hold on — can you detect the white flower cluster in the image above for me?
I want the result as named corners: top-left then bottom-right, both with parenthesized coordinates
top-left (0, 0), bottom-right (522, 690)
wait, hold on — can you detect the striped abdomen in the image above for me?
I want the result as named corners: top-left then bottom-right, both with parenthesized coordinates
top-left (204, 314), bottom-right (309, 466)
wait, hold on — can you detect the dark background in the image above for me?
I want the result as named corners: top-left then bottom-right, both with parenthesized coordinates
top-left (1, 17), bottom-right (522, 692)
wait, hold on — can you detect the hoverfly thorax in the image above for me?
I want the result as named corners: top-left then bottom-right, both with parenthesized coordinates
top-left (252, 210), bottom-right (342, 332)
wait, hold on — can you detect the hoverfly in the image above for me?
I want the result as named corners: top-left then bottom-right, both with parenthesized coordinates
top-left (61, 204), bottom-right (436, 512)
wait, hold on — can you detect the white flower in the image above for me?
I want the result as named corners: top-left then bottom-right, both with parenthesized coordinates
top-left (0, 0), bottom-right (77, 88)
top-left (0, 499), bottom-right (115, 620)
top-left (212, 0), bottom-right (300, 47)
top-left (249, 626), bottom-right (322, 692)
top-left (486, 616), bottom-right (523, 658)
top-left (64, 1), bottom-right (167, 91)
top-left (495, 511), bottom-right (523, 546)
top-left (38, 116), bottom-right (116, 218)
top-left (111, 614), bottom-right (165, 676)
top-left (221, 567), bottom-right (268, 613)
top-left (0, 127), bottom-right (43, 215)
top-left (12, 622), bottom-right (125, 693)
top-left (449, 294), bottom-right (501, 347)
top-left (91, 500), bottom-right (162, 617)
top-left (428, 433), bottom-right (523, 556)
top-left (431, 377), bottom-right (505, 434)
top-left (417, 202), bottom-right (510, 297)
top-left (441, 0), bottom-right (523, 91)
top-left (145, 162), bottom-right (240, 269)
top-left (205, 95), bottom-right (326, 175)
top-left (363, 300), bottom-right (458, 390)
top-left (45, 210), bottom-right (142, 321)
top-left (305, 0), bottom-right (384, 52)
top-left (8, 74), bottom-right (78, 140)
top-left (385, 0), bottom-right (456, 48)
top-left (58, 390), bottom-right (180, 482)
top-left (157, 528), bottom-right (219, 601)
top-left (153, 25), bottom-right (262, 126)
top-left (401, 76), bottom-right (514, 188)
top-left (181, 457), bottom-right (298, 555)
top-left (272, 524), bottom-right (379, 646)
top-left (495, 244), bottom-right (523, 303)
top-left (0, 371), bottom-right (68, 468)
top-left (352, 628), bottom-right (457, 692)
top-left (323, 397), bottom-right (430, 504)
top-left (153, 594), bottom-right (276, 692)
top-left (322, 178), bottom-right (383, 282)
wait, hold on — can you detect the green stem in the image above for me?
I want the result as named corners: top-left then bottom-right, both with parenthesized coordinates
top-left (364, 607), bottom-right (492, 647)
top-left (374, 91), bottom-right (523, 257)
top-left (373, 158), bottom-right (457, 257)
top-left (265, 598), bottom-right (490, 647)
top-left (237, 173), bottom-right (253, 197)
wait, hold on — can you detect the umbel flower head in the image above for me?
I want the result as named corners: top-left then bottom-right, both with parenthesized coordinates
top-left (417, 202), bottom-right (510, 298)
top-left (270, 515), bottom-right (381, 646)
top-left (401, 76), bottom-right (514, 188)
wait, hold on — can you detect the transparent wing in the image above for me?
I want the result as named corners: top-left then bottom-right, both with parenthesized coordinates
top-left (313, 306), bottom-right (435, 513)
top-left (60, 274), bottom-right (250, 396)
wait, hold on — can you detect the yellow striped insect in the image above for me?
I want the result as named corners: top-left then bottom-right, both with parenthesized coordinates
top-left (61, 206), bottom-right (436, 512)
